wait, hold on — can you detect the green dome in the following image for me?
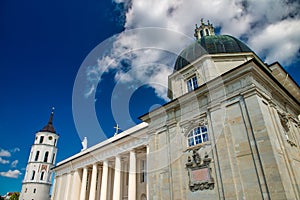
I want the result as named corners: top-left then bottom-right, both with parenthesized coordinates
top-left (174, 35), bottom-right (253, 71)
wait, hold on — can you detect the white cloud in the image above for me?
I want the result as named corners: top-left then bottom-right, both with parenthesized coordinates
top-left (85, 0), bottom-right (300, 100)
top-left (0, 169), bottom-right (22, 179)
top-left (0, 157), bottom-right (10, 164)
top-left (11, 160), bottom-right (18, 168)
top-left (11, 148), bottom-right (20, 153)
top-left (0, 149), bottom-right (11, 157)
top-left (249, 19), bottom-right (300, 65)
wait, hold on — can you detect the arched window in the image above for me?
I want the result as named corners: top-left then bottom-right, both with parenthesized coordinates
top-left (31, 170), bottom-right (36, 180)
top-left (40, 171), bottom-right (45, 180)
top-left (44, 151), bottom-right (49, 162)
top-left (34, 151), bottom-right (40, 161)
top-left (205, 28), bottom-right (209, 36)
top-left (39, 136), bottom-right (44, 144)
top-left (141, 194), bottom-right (147, 200)
top-left (187, 126), bottom-right (208, 147)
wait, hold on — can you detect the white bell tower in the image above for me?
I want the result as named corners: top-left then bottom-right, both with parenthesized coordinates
top-left (20, 108), bottom-right (59, 200)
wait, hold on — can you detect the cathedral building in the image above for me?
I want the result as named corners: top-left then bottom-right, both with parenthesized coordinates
top-left (20, 109), bottom-right (59, 200)
top-left (51, 21), bottom-right (300, 199)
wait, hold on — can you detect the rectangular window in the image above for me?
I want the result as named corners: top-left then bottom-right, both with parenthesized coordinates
top-left (187, 76), bottom-right (198, 92)
top-left (140, 160), bottom-right (147, 183)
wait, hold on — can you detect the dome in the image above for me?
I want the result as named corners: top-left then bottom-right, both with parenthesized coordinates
top-left (174, 35), bottom-right (253, 71)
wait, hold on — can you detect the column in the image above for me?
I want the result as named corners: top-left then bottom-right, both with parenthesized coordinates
top-left (70, 169), bottom-right (81, 200)
top-left (54, 175), bottom-right (62, 200)
top-left (100, 160), bottom-right (109, 200)
top-left (128, 150), bottom-right (136, 200)
top-left (89, 163), bottom-right (98, 200)
top-left (113, 155), bottom-right (121, 200)
top-left (96, 167), bottom-right (102, 199)
top-left (80, 167), bottom-right (88, 200)
top-left (146, 145), bottom-right (149, 199)
top-left (64, 173), bottom-right (72, 200)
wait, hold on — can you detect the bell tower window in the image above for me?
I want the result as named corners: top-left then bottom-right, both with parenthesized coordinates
top-left (187, 76), bottom-right (198, 92)
top-left (39, 136), bottom-right (44, 144)
top-left (44, 151), bottom-right (49, 162)
top-left (31, 170), bottom-right (36, 180)
top-left (34, 151), bottom-right (40, 161)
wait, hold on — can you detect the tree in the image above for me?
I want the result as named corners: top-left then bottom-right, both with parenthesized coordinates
top-left (9, 192), bottom-right (19, 200)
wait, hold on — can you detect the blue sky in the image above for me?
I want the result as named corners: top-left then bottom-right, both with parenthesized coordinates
top-left (0, 0), bottom-right (299, 196)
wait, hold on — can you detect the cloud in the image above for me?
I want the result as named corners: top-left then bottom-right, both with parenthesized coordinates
top-left (11, 160), bottom-right (18, 168)
top-left (249, 19), bottom-right (300, 65)
top-left (85, 0), bottom-right (300, 100)
top-left (11, 148), bottom-right (20, 153)
top-left (0, 149), bottom-right (11, 157)
top-left (0, 169), bottom-right (22, 179)
top-left (0, 157), bottom-right (10, 164)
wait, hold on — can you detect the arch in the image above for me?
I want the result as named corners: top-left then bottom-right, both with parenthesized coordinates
top-left (141, 194), bottom-right (147, 200)
top-left (44, 151), bottom-right (49, 162)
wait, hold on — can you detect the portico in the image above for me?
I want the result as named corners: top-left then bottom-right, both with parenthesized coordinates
top-left (52, 122), bottom-right (148, 200)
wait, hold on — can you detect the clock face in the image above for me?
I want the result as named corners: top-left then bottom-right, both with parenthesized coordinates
top-left (49, 136), bottom-right (53, 140)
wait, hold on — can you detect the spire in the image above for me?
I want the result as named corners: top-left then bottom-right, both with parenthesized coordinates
top-left (41, 107), bottom-right (56, 133)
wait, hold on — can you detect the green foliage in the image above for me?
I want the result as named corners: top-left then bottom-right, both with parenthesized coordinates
top-left (9, 192), bottom-right (20, 200)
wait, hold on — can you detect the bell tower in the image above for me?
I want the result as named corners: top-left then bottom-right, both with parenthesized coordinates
top-left (20, 108), bottom-right (59, 200)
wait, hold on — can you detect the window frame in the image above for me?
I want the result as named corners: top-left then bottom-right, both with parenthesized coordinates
top-left (187, 76), bottom-right (198, 92)
top-left (140, 159), bottom-right (147, 183)
top-left (187, 125), bottom-right (209, 147)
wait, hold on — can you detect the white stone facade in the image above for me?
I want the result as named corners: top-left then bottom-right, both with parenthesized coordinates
top-left (51, 27), bottom-right (300, 199)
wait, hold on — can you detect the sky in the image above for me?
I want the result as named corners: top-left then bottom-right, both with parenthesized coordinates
top-left (0, 0), bottom-right (299, 196)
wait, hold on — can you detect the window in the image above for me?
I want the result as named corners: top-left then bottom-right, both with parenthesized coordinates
top-left (187, 126), bottom-right (208, 147)
top-left (44, 151), bottom-right (49, 162)
top-left (200, 30), bottom-right (204, 37)
top-left (51, 153), bottom-right (55, 164)
top-left (54, 139), bottom-right (57, 146)
top-left (48, 136), bottom-right (53, 140)
top-left (205, 29), bottom-right (209, 36)
top-left (33, 188), bottom-right (36, 193)
top-left (34, 151), bottom-right (40, 161)
top-left (140, 160), bottom-right (147, 183)
top-left (187, 76), bottom-right (198, 92)
top-left (40, 171), bottom-right (45, 180)
top-left (31, 170), bottom-right (35, 180)
top-left (39, 136), bottom-right (44, 144)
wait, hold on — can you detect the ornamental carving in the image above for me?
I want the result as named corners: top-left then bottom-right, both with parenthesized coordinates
top-left (186, 150), bottom-right (214, 191)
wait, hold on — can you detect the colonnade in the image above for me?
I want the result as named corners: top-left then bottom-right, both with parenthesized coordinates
top-left (52, 148), bottom-right (147, 200)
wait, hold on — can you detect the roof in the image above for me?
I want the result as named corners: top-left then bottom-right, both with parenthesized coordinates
top-left (174, 35), bottom-right (253, 71)
top-left (41, 111), bottom-right (56, 133)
